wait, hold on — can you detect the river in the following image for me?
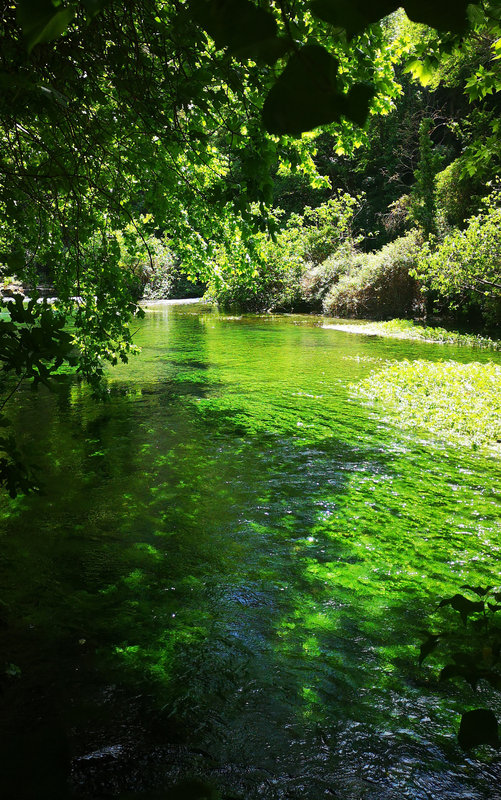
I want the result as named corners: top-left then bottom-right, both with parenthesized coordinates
top-left (1, 301), bottom-right (501, 799)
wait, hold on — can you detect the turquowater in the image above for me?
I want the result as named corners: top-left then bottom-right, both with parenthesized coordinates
top-left (1, 301), bottom-right (501, 799)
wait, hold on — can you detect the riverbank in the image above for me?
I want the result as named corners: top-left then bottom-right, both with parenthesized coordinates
top-left (141, 297), bottom-right (204, 307)
top-left (323, 318), bottom-right (500, 350)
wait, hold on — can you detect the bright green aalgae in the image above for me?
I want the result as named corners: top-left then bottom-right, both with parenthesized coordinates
top-left (1, 302), bottom-right (501, 799)
top-left (354, 359), bottom-right (501, 451)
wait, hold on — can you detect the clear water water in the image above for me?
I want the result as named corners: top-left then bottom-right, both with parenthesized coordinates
top-left (1, 302), bottom-right (501, 799)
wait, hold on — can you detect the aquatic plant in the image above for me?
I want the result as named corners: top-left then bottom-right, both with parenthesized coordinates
top-left (353, 359), bottom-right (501, 450)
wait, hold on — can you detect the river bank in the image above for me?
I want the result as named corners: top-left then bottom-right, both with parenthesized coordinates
top-left (322, 318), bottom-right (500, 349)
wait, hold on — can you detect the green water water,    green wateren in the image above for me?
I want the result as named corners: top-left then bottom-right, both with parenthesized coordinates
top-left (1, 302), bottom-right (501, 799)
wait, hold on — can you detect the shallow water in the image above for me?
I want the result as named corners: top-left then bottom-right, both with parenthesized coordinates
top-left (1, 302), bottom-right (501, 799)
